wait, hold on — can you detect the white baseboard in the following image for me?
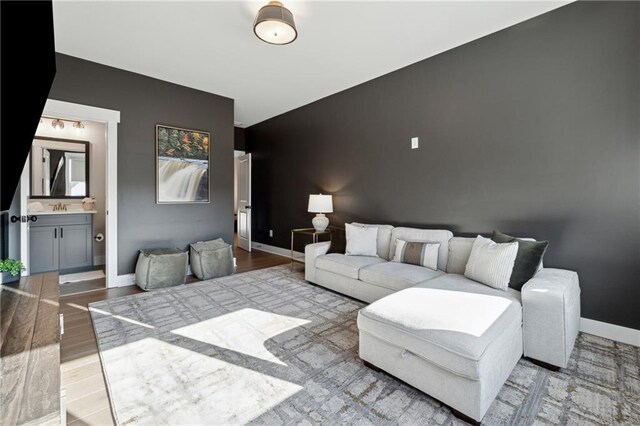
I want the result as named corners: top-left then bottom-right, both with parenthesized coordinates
top-left (113, 266), bottom-right (195, 288)
top-left (580, 318), bottom-right (639, 347)
top-left (253, 242), bottom-right (303, 261)
top-left (112, 273), bottom-right (135, 288)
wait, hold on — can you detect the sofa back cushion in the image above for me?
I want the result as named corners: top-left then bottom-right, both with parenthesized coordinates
top-left (351, 223), bottom-right (394, 260)
top-left (446, 237), bottom-right (476, 274)
top-left (388, 228), bottom-right (453, 271)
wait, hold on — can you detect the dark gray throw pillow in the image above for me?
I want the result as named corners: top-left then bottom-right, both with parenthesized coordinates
top-left (491, 230), bottom-right (549, 291)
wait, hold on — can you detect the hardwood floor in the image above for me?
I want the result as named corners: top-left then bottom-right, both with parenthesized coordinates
top-left (60, 241), bottom-right (290, 425)
top-left (1, 273), bottom-right (62, 426)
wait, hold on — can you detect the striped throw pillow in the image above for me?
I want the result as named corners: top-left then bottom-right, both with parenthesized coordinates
top-left (392, 240), bottom-right (440, 270)
top-left (464, 235), bottom-right (518, 291)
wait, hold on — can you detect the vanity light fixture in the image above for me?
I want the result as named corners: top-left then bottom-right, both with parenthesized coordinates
top-left (254, 1), bottom-right (297, 45)
top-left (73, 121), bottom-right (85, 134)
top-left (51, 119), bottom-right (65, 131)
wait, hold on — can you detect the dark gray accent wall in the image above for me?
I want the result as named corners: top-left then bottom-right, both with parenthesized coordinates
top-left (50, 54), bottom-right (234, 274)
top-left (246, 1), bottom-right (640, 329)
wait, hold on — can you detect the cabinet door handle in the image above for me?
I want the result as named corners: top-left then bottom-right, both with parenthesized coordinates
top-left (54, 228), bottom-right (57, 239)
top-left (61, 228), bottom-right (64, 238)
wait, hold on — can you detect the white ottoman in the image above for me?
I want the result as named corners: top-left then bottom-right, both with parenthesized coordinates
top-left (357, 274), bottom-right (524, 424)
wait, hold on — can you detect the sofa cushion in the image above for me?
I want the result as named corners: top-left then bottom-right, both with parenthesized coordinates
top-left (359, 262), bottom-right (443, 292)
top-left (352, 223), bottom-right (394, 260)
top-left (492, 230), bottom-right (549, 291)
top-left (315, 254), bottom-right (386, 280)
top-left (345, 223), bottom-right (379, 257)
top-left (447, 236), bottom-right (544, 276)
top-left (464, 236), bottom-right (518, 291)
top-left (388, 228), bottom-right (453, 271)
top-left (357, 273), bottom-right (522, 380)
top-left (392, 240), bottom-right (440, 270)
top-left (446, 237), bottom-right (475, 274)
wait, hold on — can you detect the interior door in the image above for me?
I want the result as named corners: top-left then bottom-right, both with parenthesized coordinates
top-left (237, 154), bottom-right (251, 252)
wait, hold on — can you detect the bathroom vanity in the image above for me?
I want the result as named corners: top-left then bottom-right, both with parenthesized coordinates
top-left (28, 136), bottom-right (97, 275)
top-left (29, 212), bottom-right (95, 274)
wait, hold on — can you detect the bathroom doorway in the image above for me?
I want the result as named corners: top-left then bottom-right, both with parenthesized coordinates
top-left (19, 100), bottom-right (120, 291)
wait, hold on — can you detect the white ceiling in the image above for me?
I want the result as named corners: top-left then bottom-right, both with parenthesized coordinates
top-left (53, 1), bottom-right (570, 128)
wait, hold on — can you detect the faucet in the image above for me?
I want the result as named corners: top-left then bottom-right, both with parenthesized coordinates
top-left (52, 203), bottom-right (68, 211)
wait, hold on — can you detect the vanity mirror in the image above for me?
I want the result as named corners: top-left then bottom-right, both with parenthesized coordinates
top-left (30, 137), bottom-right (90, 198)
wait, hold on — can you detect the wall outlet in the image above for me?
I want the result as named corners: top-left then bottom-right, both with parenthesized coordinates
top-left (411, 137), bottom-right (419, 149)
top-left (269, 229), bottom-right (273, 237)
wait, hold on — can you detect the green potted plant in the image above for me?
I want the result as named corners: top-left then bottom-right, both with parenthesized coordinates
top-left (0, 258), bottom-right (25, 283)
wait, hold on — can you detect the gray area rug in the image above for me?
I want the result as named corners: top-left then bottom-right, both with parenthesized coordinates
top-left (90, 265), bottom-right (639, 425)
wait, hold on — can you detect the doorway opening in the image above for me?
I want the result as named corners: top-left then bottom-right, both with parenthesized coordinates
top-left (19, 100), bottom-right (120, 291)
top-left (28, 119), bottom-right (106, 295)
top-left (234, 151), bottom-right (251, 252)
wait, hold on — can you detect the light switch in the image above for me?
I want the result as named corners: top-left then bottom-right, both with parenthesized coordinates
top-left (411, 137), bottom-right (419, 149)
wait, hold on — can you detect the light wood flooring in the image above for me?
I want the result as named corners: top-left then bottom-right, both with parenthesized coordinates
top-left (61, 242), bottom-right (291, 425)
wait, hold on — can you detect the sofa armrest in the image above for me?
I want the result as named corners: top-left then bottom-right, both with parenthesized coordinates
top-left (304, 241), bottom-right (331, 282)
top-left (521, 268), bottom-right (581, 368)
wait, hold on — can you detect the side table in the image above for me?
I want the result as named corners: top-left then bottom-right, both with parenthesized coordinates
top-left (290, 228), bottom-right (332, 271)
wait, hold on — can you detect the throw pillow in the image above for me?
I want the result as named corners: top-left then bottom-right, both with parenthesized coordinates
top-left (492, 230), bottom-right (549, 290)
top-left (464, 235), bottom-right (518, 291)
top-left (345, 223), bottom-right (378, 257)
top-left (392, 240), bottom-right (440, 270)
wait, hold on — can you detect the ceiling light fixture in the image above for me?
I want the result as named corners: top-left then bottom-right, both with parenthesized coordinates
top-left (51, 119), bottom-right (65, 131)
top-left (254, 1), bottom-right (297, 45)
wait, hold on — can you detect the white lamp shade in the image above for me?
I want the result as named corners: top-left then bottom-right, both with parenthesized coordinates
top-left (308, 194), bottom-right (333, 213)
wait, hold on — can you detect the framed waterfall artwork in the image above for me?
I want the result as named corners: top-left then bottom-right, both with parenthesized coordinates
top-left (156, 124), bottom-right (210, 204)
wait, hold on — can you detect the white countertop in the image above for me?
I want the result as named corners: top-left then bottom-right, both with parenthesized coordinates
top-left (28, 210), bottom-right (98, 215)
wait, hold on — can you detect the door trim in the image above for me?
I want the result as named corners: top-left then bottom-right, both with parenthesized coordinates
top-left (42, 100), bottom-right (120, 287)
top-left (19, 160), bottom-right (30, 275)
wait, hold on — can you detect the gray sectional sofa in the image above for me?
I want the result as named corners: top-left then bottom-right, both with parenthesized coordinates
top-left (305, 223), bottom-right (580, 424)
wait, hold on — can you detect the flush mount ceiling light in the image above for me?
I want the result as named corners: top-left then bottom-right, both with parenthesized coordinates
top-left (254, 1), bottom-right (297, 45)
top-left (51, 118), bottom-right (65, 131)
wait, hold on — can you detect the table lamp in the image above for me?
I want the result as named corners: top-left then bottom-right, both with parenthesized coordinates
top-left (308, 194), bottom-right (333, 231)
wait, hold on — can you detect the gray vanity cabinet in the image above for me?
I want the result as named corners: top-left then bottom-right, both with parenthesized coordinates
top-left (29, 226), bottom-right (59, 274)
top-left (30, 214), bottom-right (93, 274)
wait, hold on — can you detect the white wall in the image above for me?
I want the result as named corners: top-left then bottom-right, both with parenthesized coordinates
top-left (33, 118), bottom-right (107, 264)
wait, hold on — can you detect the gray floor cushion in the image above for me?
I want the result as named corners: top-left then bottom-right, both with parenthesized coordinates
top-left (135, 248), bottom-right (188, 290)
top-left (190, 238), bottom-right (234, 280)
